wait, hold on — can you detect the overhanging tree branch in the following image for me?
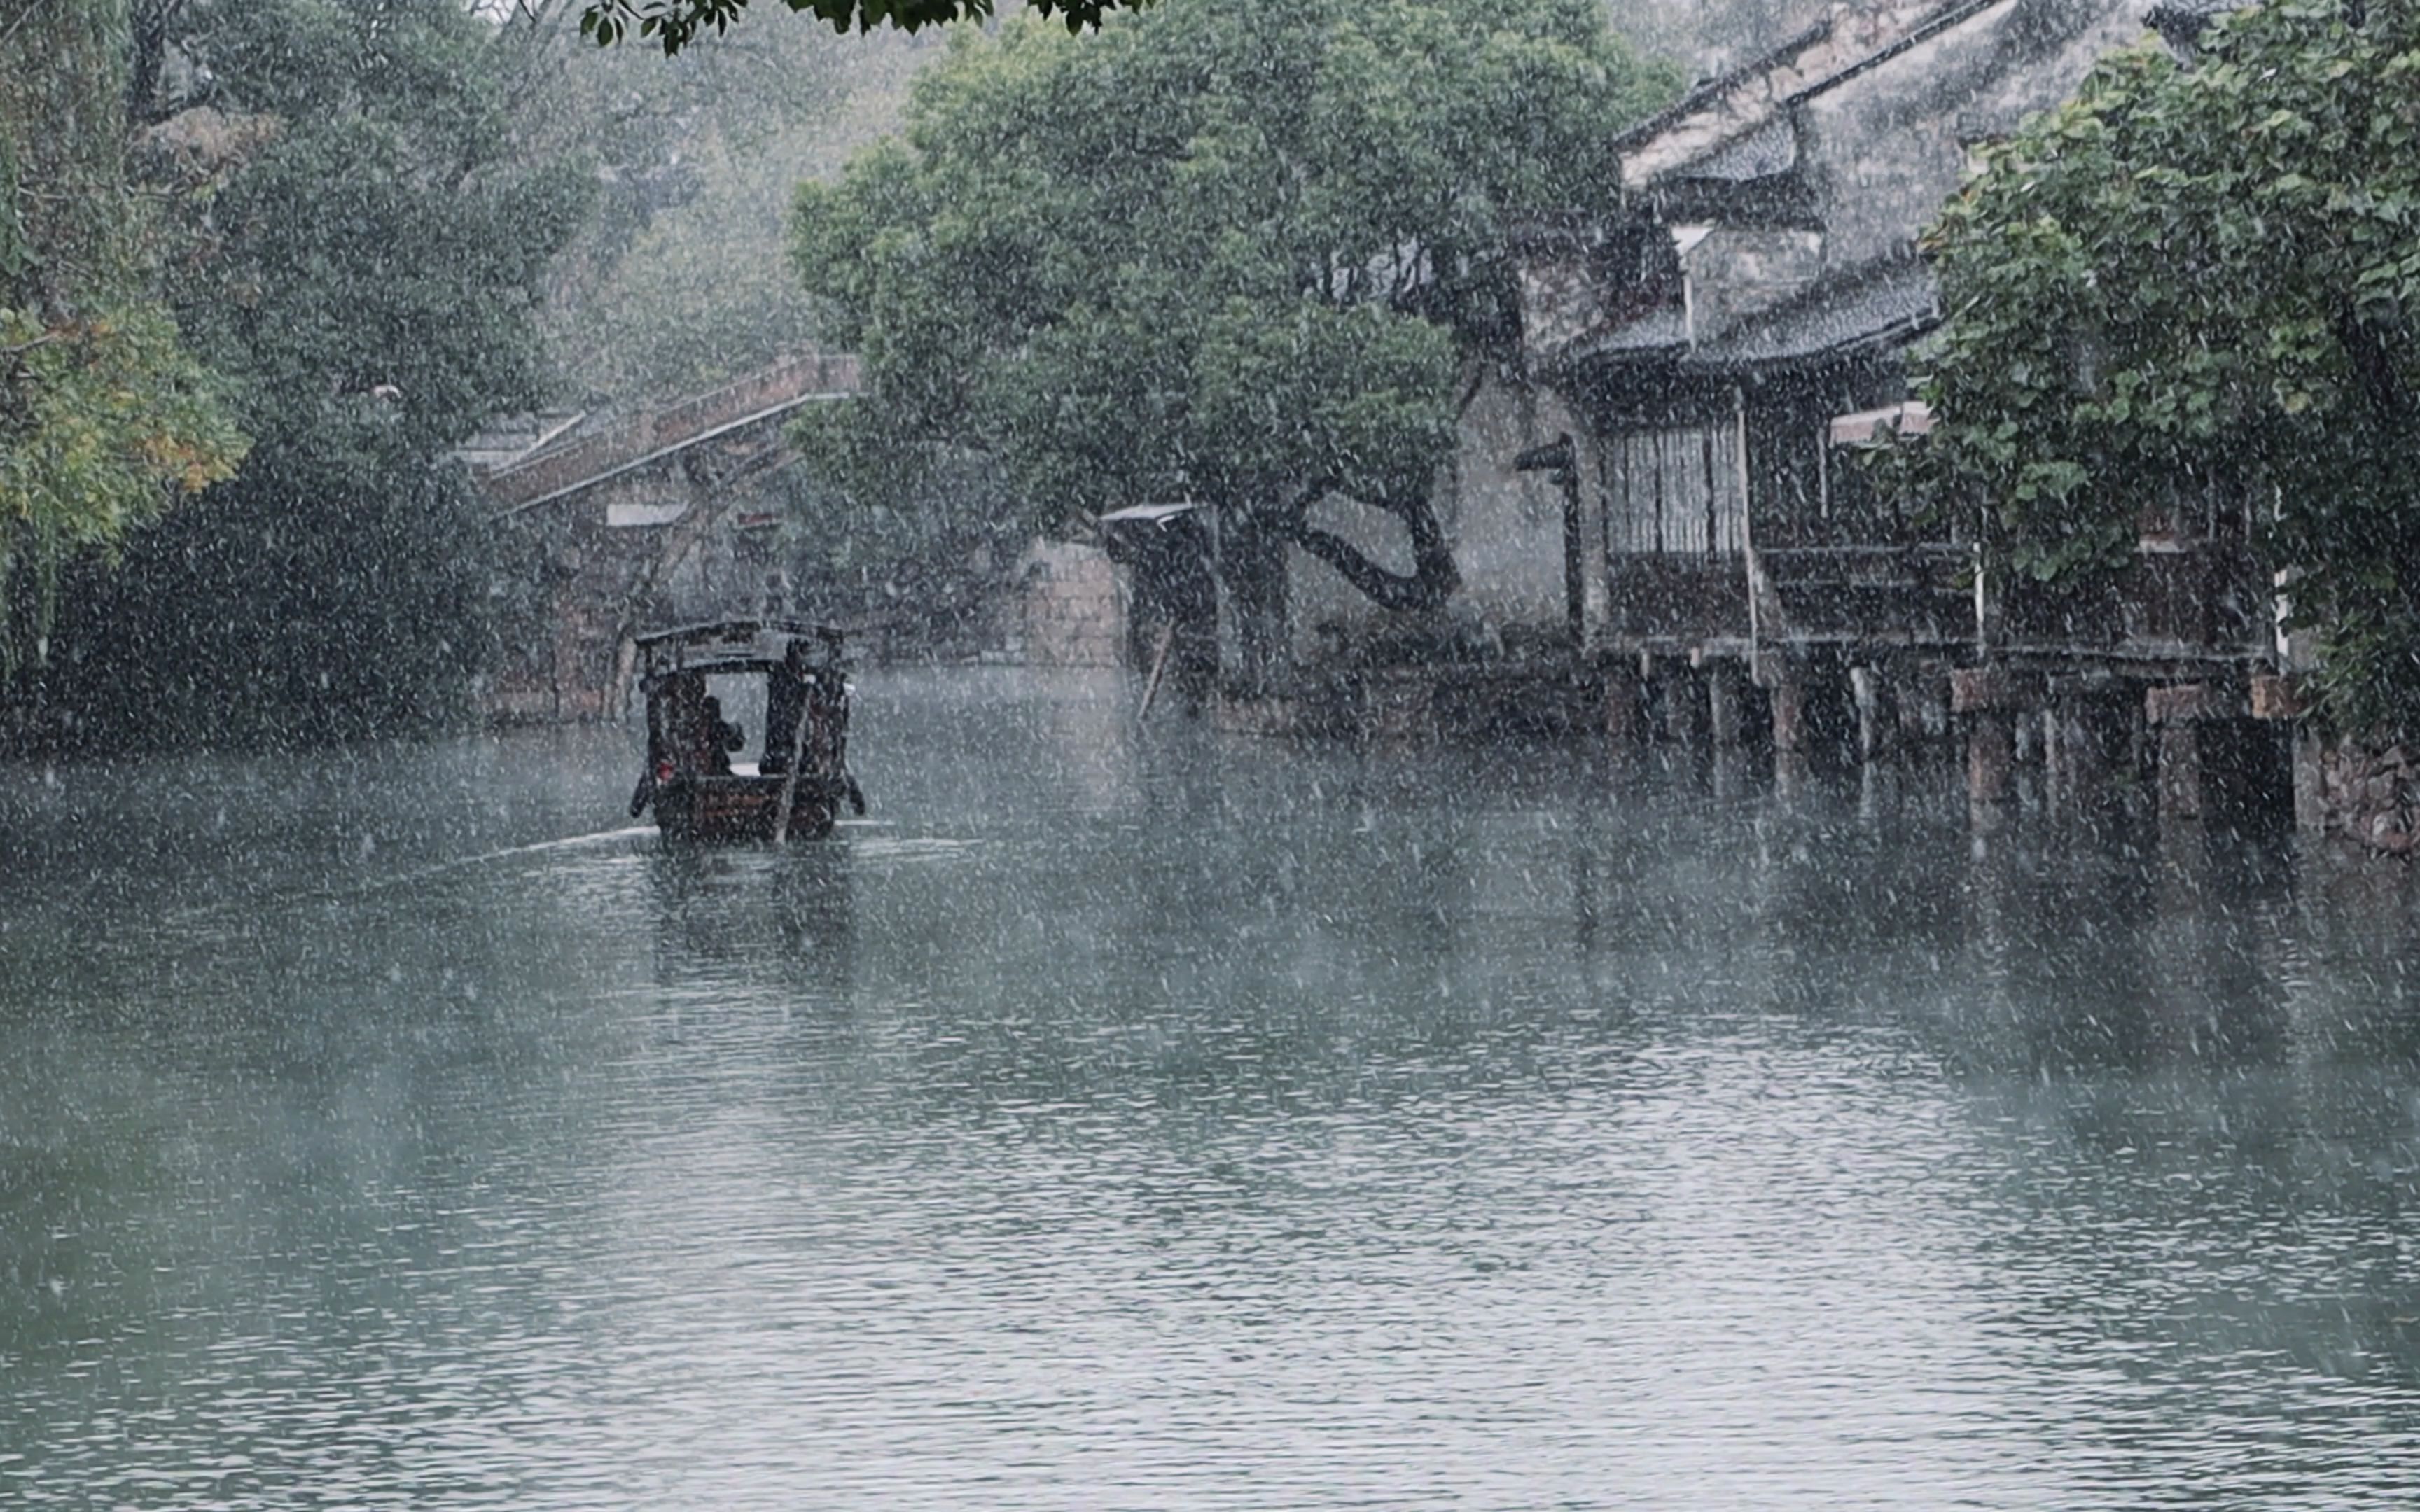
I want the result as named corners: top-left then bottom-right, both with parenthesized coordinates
top-left (1284, 488), bottom-right (1459, 613)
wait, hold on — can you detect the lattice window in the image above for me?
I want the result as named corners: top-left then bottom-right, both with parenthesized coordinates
top-left (1604, 419), bottom-right (1746, 556)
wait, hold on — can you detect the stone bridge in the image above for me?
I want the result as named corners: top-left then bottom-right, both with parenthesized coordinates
top-left (465, 352), bottom-right (862, 722)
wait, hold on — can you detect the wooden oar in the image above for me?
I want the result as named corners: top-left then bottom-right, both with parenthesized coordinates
top-left (1136, 625), bottom-right (1176, 720)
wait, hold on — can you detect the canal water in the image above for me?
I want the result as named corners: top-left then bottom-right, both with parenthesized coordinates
top-left (5, 668), bottom-right (2419, 1508)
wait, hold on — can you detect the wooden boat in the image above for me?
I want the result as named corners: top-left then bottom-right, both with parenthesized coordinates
top-left (627, 620), bottom-right (863, 842)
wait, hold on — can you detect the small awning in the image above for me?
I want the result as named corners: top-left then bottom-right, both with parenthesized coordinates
top-left (1098, 502), bottom-right (1201, 526)
top-left (1828, 400), bottom-right (1935, 447)
top-left (606, 500), bottom-right (691, 528)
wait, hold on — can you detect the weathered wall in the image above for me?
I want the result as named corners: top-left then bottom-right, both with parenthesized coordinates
top-left (1797, 0), bottom-right (2143, 272)
top-left (1287, 372), bottom-right (1591, 662)
top-left (1015, 540), bottom-right (1128, 668)
top-left (473, 376), bottom-right (822, 722)
top-left (485, 459), bottom-right (788, 723)
top-left (1683, 227), bottom-right (1824, 340)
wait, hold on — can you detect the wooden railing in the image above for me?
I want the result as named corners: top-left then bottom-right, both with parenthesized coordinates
top-left (1605, 552), bottom-right (1751, 642)
top-left (1997, 543), bottom-right (2265, 662)
top-left (1760, 542), bottom-right (1972, 647)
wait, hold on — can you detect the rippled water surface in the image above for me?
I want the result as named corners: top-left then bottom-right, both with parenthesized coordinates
top-left (6, 668), bottom-right (2420, 1508)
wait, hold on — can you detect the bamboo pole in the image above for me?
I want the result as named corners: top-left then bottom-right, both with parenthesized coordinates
top-left (1136, 625), bottom-right (1176, 720)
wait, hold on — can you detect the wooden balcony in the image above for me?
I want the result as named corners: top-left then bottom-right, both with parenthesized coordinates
top-left (1605, 552), bottom-right (1750, 645)
top-left (1997, 542), bottom-right (2265, 666)
top-left (1759, 543), bottom-right (1972, 648)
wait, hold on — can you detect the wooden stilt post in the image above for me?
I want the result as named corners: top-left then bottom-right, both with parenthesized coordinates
top-left (1769, 676), bottom-right (1806, 755)
top-left (1603, 658), bottom-right (1643, 752)
top-left (1952, 667), bottom-right (2024, 806)
top-left (1851, 665), bottom-right (1886, 763)
top-left (1967, 710), bottom-right (2015, 804)
top-left (2148, 684), bottom-right (2213, 822)
top-left (1708, 659), bottom-right (1746, 748)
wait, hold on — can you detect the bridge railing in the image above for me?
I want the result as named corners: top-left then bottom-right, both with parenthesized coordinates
top-left (478, 351), bottom-right (862, 511)
top-left (639, 351), bottom-right (862, 454)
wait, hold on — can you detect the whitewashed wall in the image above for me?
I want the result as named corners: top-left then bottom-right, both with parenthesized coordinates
top-left (1286, 371), bottom-right (1591, 661)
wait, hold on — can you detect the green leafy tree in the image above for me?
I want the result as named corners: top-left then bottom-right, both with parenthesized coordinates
top-left (1885, 0), bottom-right (2420, 732)
top-left (41, 0), bottom-right (589, 744)
top-left (791, 0), bottom-right (1674, 676)
top-left (0, 0), bottom-right (246, 678)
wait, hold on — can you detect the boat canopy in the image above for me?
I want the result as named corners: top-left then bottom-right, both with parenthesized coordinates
top-left (636, 620), bottom-right (846, 678)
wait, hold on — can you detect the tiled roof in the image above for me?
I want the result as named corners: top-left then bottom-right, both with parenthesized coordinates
top-left (1684, 255), bottom-right (1938, 368)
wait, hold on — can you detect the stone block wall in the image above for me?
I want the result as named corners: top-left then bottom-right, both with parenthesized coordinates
top-left (2302, 736), bottom-right (2420, 855)
top-left (1016, 542), bottom-right (1127, 668)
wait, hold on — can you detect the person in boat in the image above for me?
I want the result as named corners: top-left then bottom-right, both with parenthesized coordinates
top-left (762, 643), bottom-right (811, 776)
top-left (700, 696), bottom-right (744, 775)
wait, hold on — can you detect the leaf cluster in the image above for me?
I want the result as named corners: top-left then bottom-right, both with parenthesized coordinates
top-left (29, 0), bottom-right (592, 744)
top-left (514, 0), bottom-right (895, 402)
top-left (0, 305), bottom-right (246, 672)
top-left (0, 0), bottom-right (249, 673)
top-left (1886, 0), bottom-right (2420, 730)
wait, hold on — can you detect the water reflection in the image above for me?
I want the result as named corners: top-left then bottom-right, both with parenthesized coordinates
top-left (644, 844), bottom-right (858, 995)
top-left (4, 668), bottom-right (2420, 1507)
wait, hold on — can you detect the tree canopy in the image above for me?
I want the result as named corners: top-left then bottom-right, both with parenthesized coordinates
top-left (789, 0), bottom-right (1674, 655)
top-left (580, 0), bottom-right (1149, 54)
top-left (0, 0), bottom-right (246, 675)
top-left (1884, 0), bottom-right (2420, 731)
top-left (27, 0), bottom-right (590, 744)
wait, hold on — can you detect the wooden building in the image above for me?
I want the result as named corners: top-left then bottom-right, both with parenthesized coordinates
top-left (1516, 0), bottom-right (2290, 818)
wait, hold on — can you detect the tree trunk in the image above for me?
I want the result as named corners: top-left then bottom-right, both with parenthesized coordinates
top-left (2337, 308), bottom-right (2420, 634)
top-left (1218, 512), bottom-right (1290, 696)
top-left (127, 1), bottom-right (176, 124)
top-left (2336, 306), bottom-right (2414, 427)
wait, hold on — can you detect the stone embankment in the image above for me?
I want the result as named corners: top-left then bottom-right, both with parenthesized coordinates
top-left (2304, 738), bottom-right (2420, 856)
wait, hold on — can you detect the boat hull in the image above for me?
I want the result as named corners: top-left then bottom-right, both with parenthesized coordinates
top-left (652, 774), bottom-right (845, 843)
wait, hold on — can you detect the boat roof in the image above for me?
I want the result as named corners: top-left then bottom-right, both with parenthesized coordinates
top-left (634, 617), bottom-right (843, 650)
top-left (643, 655), bottom-right (784, 680)
top-left (637, 619), bottom-right (848, 680)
